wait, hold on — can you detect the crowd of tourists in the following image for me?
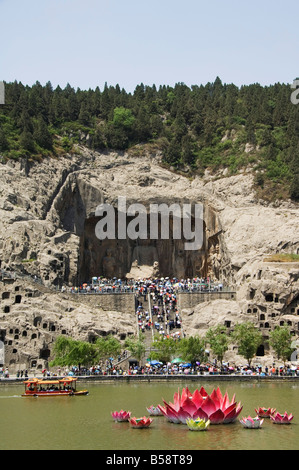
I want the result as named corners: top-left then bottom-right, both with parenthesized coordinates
top-left (135, 279), bottom-right (183, 340)
top-left (12, 362), bottom-right (297, 379)
top-left (65, 276), bottom-right (224, 295)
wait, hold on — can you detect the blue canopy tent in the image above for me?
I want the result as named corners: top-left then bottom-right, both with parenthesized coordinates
top-left (149, 360), bottom-right (163, 367)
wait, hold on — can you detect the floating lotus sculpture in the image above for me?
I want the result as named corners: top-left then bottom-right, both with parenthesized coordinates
top-left (129, 417), bottom-right (153, 429)
top-left (255, 407), bottom-right (276, 418)
top-left (186, 418), bottom-right (210, 432)
top-left (146, 406), bottom-right (163, 416)
top-left (240, 416), bottom-right (264, 429)
top-left (158, 386), bottom-right (243, 425)
top-left (111, 410), bottom-right (131, 422)
top-left (270, 412), bottom-right (294, 425)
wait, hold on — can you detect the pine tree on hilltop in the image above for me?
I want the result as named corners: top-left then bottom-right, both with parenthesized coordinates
top-left (33, 115), bottom-right (53, 150)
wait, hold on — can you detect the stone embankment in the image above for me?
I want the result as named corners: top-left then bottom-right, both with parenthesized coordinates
top-left (1, 374), bottom-right (299, 386)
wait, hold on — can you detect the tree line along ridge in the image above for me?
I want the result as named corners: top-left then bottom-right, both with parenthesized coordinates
top-left (0, 77), bottom-right (298, 202)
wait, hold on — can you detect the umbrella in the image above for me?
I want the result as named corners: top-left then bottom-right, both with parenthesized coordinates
top-left (181, 363), bottom-right (192, 368)
top-left (150, 360), bottom-right (162, 366)
top-left (171, 358), bottom-right (183, 364)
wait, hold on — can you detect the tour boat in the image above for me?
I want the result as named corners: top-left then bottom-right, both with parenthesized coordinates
top-left (22, 377), bottom-right (88, 397)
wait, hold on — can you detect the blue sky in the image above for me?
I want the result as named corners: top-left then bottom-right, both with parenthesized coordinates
top-left (0, 0), bottom-right (298, 92)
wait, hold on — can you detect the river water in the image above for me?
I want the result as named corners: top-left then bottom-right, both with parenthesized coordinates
top-left (0, 380), bottom-right (298, 450)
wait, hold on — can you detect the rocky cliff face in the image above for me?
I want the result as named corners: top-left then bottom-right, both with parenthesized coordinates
top-left (0, 146), bottom-right (299, 370)
top-left (0, 148), bottom-right (230, 285)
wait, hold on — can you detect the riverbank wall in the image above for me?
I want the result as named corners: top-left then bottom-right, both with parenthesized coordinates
top-left (1, 374), bottom-right (299, 385)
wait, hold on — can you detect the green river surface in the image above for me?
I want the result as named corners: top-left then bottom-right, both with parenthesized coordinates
top-left (0, 379), bottom-right (298, 451)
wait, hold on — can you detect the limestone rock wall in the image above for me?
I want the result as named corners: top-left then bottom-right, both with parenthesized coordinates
top-left (0, 146), bottom-right (299, 369)
top-left (0, 149), bottom-right (230, 285)
top-left (0, 276), bottom-right (137, 372)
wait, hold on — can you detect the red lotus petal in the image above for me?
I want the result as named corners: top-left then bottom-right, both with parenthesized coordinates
top-left (216, 387), bottom-right (224, 402)
top-left (192, 389), bottom-right (205, 409)
top-left (209, 409), bottom-right (225, 424)
top-left (173, 390), bottom-right (181, 409)
top-left (201, 394), bottom-right (217, 416)
top-left (229, 394), bottom-right (236, 407)
top-left (223, 405), bottom-right (243, 424)
top-left (164, 398), bottom-right (180, 412)
top-left (221, 392), bottom-right (230, 409)
top-left (199, 386), bottom-right (208, 398)
top-left (162, 403), bottom-right (181, 423)
top-left (193, 407), bottom-right (209, 421)
top-left (157, 405), bottom-right (167, 415)
top-left (163, 400), bottom-right (178, 414)
top-left (223, 402), bottom-right (237, 417)
top-left (181, 387), bottom-right (191, 403)
top-left (210, 389), bottom-right (221, 409)
top-left (142, 418), bottom-right (152, 425)
top-left (181, 396), bottom-right (198, 417)
top-left (177, 407), bottom-right (193, 424)
top-left (170, 401), bottom-right (180, 412)
top-left (281, 417), bottom-right (290, 423)
top-left (281, 413), bottom-right (293, 423)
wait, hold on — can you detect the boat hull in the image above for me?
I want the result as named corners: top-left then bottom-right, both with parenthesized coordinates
top-left (21, 390), bottom-right (89, 397)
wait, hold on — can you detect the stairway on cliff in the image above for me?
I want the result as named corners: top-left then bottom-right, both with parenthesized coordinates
top-left (136, 291), bottom-right (154, 356)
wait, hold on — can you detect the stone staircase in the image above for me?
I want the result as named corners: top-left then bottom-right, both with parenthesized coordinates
top-left (136, 291), bottom-right (154, 352)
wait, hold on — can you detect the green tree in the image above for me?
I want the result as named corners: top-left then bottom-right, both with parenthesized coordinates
top-left (0, 127), bottom-right (9, 151)
top-left (124, 335), bottom-right (146, 362)
top-left (106, 123), bottom-right (129, 150)
top-left (134, 105), bottom-right (151, 142)
top-left (177, 336), bottom-right (206, 364)
top-left (95, 335), bottom-right (121, 362)
top-left (181, 135), bottom-right (194, 165)
top-left (205, 325), bottom-right (229, 365)
top-left (269, 326), bottom-right (293, 365)
top-left (164, 138), bottom-right (181, 166)
top-left (33, 115), bottom-right (53, 150)
top-left (112, 107), bottom-right (135, 129)
top-left (50, 336), bottom-right (98, 370)
top-left (93, 126), bottom-right (107, 150)
top-left (290, 173), bottom-right (299, 201)
top-left (231, 322), bottom-right (263, 366)
top-left (150, 336), bottom-right (178, 363)
top-left (172, 113), bottom-right (187, 141)
top-left (20, 130), bottom-right (35, 153)
top-left (78, 102), bottom-right (91, 126)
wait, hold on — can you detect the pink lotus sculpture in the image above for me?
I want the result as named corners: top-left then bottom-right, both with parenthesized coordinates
top-left (240, 416), bottom-right (264, 429)
top-left (255, 407), bottom-right (276, 418)
top-left (146, 406), bottom-right (163, 416)
top-left (111, 410), bottom-right (131, 422)
top-left (129, 417), bottom-right (153, 429)
top-left (270, 412), bottom-right (294, 425)
top-left (158, 386), bottom-right (243, 425)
